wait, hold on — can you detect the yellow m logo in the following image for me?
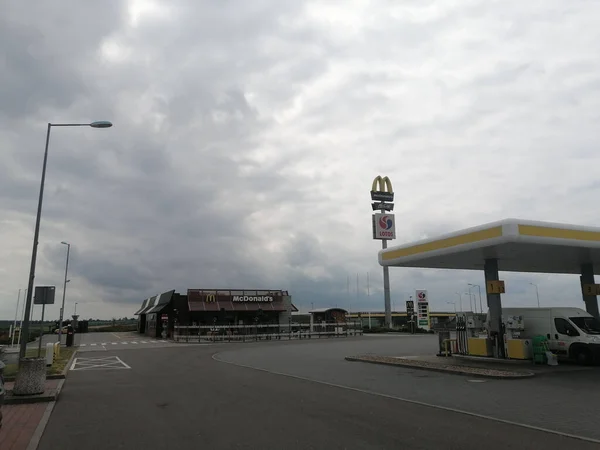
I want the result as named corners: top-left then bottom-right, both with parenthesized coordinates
top-left (205, 294), bottom-right (216, 303)
top-left (371, 175), bottom-right (393, 193)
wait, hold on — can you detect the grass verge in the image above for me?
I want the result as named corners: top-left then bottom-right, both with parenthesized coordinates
top-left (3, 347), bottom-right (76, 378)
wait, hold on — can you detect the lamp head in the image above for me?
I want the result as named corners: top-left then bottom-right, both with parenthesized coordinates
top-left (90, 121), bottom-right (113, 128)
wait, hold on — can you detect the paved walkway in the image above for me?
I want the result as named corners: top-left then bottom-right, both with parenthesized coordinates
top-left (0, 403), bottom-right (49, 450)
top-left (1, 378), bottom-right (61, 449)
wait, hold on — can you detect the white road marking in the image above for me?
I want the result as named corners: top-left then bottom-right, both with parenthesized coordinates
top-left (101, 343), bottom-right (107, 346)
top-left (115, 356), bottom-right (131, 369)
top-left (111, 342), bottom-right (117, 345)
top-left (212, 354), bottom-right (600, 445)
top-left (131, 341), bottom-right (138, 344)
top-left (71, 356), bottom-right (130, 371)
top-left (80, 344), bottom-right (87, 347)
top-left (122, 342), bottom-right (128, 345)
top-left (111, 333), bottom-right (121, 339)
top-left (141, 341), bottom-right (148, 344)
top-left (160, 340), bottom-right (167, 343)
top-left (91, 344), bottom-right (97, 346)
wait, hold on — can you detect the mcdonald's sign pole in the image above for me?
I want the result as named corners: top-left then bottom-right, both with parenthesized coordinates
top-left (371, 176), bottom-right (396, 328)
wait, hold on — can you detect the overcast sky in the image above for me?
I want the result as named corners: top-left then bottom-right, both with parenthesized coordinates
top-left (2, 0), bottom-right (600, 321)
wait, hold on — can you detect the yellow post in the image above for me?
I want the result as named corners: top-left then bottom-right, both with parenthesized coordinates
top-left (54, 341), bottom-right (60, 358)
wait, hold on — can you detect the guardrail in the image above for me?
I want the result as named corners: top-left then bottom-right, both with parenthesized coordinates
top-left (174, 322), bottom-right (363, 343)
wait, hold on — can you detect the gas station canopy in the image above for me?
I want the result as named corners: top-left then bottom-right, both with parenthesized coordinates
top-left (379, 218), bottom-right (600, 274)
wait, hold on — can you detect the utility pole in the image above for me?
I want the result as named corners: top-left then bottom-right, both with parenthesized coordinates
top-left (455, 292), bottom-right (463, 313)
top-left (530, 283), bottom-right (540, 308)
top-left (468, 283), bottom-right (483, 314)
top-left (58, 241), bottom-right (71, 346)
top-left (367, 272), bottom-right (371, 329)
top-left (11, 289), bottom-right (21, 347)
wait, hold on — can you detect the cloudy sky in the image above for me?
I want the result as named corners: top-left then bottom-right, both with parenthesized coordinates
top-left (2, 0), bottom-right (600, 321)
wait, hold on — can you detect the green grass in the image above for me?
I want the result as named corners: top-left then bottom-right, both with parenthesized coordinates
top-left (3, 347), bottom-right (76, 378)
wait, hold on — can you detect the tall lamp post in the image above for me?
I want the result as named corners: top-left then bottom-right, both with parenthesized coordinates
top-left (19, 121), bottom-right (112, 362)
top-left (468, 283), bottom-right (483, 314)
top-left (530, 282), bottom-right (540, 308)
top-left (455, 292), bottom-right (463, 313)
top-left (57, 241), bottom-right (71, 346)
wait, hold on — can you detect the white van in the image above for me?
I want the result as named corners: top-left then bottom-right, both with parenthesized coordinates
top-left (494, 307), bottom-right (600, 364)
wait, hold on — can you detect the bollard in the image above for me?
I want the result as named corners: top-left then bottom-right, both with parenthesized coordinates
top-left (54, 342), bottom-right (61, 358)
top-left (45, 343), bottom-right (54, 366)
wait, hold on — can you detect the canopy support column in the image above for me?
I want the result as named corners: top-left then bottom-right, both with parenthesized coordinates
top-left (484, 258), bottom-right (505, 358)
top-left (580, 263), bottom-right (600, 319)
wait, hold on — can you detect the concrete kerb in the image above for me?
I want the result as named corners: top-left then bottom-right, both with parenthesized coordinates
top-left (345, 356), bottom-right (536, 379)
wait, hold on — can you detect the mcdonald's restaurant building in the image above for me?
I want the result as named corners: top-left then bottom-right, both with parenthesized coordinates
top-left (134, 289), bottom-right (296, 338)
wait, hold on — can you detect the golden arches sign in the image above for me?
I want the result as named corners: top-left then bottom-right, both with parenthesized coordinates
top-left (371, 175), bottom-right (393, 193)
top-left (205, 294), bottom-right (216, 303)
top-left (371, 175), bottom-right (394, 202)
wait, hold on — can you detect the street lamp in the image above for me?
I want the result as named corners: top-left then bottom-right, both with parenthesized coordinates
top-left (464, 292), bottom-right (475, 312)
top-left (468, 283), bottom-right (483, 314)
top-left (530, 282), bottom-right (540, 308)
top-left (455, 292), bottom-right (463, 312)
top-left (74, 302), bottom-right (78, 316)
top-left (446, 301), bottom-right (457, 314)
top-left (57, 241), bottom-right (71, 346)
top-left (19, 121), bottom-right (112, 361)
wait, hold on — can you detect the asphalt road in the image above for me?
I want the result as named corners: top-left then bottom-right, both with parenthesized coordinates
top-left (38, 335), bottom-right (600, 449)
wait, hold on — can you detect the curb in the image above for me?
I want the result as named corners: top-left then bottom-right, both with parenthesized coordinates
top-left (345, 356), bottom-right (535, 379)
top-left (62, 349), bottom-right (78, 377)
top-left (3, 373), bottom-right (65, 383)
top-left (4, 390), bottom-right (57, 405)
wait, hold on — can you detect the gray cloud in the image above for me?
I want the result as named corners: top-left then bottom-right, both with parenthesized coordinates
top-left (2, 1), bottom-right (600, 320)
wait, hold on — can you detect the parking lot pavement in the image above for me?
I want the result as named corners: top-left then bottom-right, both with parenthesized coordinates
top-left (38, 340), bottom-right (600, 449)
top-left (215, 336), bottom-right (600, 441)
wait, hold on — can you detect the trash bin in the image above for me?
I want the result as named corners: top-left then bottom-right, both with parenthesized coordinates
top-left (66, 325), bottom-right (74, 347)
top-left (437, 330), bottom-right (452, 357)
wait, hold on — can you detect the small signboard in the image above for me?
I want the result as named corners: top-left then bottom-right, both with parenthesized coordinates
top-left (371, 202), bottom-right (394, 211)
top-left (582, 284), bottom-right (600, 296)
top-left (34, 286), bottom-right (56, 305)
top-left (372, 213), bottom-right (396, 240)
top-left (406, 300), bottom-right (414, 315)
top-left (161, 314), bottom-right (169, 320)
top-left (370, 191), bottom-right (394, 202)
top-left (486, 280), bottom-right (506, 294)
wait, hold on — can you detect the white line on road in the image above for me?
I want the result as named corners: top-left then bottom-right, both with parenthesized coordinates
top-left (111, 342), bottom-right (117, 345)
top-left (91, 344), bottom-right (97, 346)
top-left (101, 343), bottom-right (107, 346)
top-left (80, 344), bottom-right (87, 347)
top-left (141, 341), bottom-right (148, 344)
top-left (212, 354), bottom-right (600, 445)
top-left (116, 356), bottom-right (131, 369)
top-left (122, 342), bottom-right (128, 345)
top-left (131, 341), bottom-right (138, 344)
top-left (111, 333), bottom-right (121, 339)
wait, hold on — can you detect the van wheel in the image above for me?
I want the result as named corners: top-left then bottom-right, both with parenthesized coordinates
top-left (574, 348), bottom-right (592, 365)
